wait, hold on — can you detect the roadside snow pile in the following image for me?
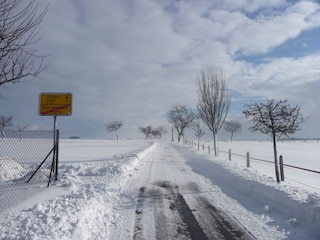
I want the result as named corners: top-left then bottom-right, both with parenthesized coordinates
top-left (218, 160), bottom-right (320, 233)
top-left (185, 145), bottom-right (320, 239)
top-left (57, 140), bottom-right (155, 188)
top-left (0, 157), bottom-right (25, 181)
top-left (0, 141), bottom-right (155, 240)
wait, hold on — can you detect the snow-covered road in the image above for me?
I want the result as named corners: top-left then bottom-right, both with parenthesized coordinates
top-left (112, 141), bottom-right (257, 239)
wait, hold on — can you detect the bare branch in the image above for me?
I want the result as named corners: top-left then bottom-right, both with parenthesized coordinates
top-left (196, 67), bottom-right (231, 155)
top-left (224, 120), bottom-right (241, 142)
top-left (106, 120), bottom-right (123, 142)
top-left (243, 98), bottom-right (304, 138)
top-left (168, 104), bottom-right (196, 142)
top-left (243, 98), bottom-right (304, 183)
top-left (0, 0), bottom-right (48, 92)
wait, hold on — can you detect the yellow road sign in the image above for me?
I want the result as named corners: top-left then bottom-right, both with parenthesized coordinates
top-left (39, 93), bottom-right (72, 116)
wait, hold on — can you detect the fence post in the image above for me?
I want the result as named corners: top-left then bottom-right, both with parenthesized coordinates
top-left (202, 144), bottom-right (204, 151)
top-left (55, 129), bottom-right (59, 181)
top-left (246, 151), bottom-right (250, 167)
top-left (279, 155), bottom-right (285, 181)
top-left (228, 149), bottom-right (231, 161)
top-left (208, 145), bottom-right (210, 154)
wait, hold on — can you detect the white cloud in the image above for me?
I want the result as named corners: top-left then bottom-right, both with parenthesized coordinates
top-left (214, 0), bottom-right (288, 13)
top-left (232, 53), bottom-right (320, 99)
top-left (226, 1), bottom-right (320, 55)
top-left (3, 0), bottom-right (320, 138)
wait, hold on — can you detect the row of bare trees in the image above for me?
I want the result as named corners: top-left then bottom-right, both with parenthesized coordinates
top-left (138, 126), bottom-right (167, 139)
top-left (167, 67), bottom-right (304, 183)
top-left (106, 120), bottom-right (168, 141)
top-left (168, 67), bottom-right (231, 156)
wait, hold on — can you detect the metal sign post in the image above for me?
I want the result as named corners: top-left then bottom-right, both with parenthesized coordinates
top-left (53, 115), bottom-right (57, 143)
top-left (29, 92), bottom-right (73, 186)
top-left (39, 92), bottom-right (72, 145)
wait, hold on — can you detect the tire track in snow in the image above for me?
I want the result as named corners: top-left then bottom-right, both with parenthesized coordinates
top-left (133, 187), bottom-right (145, 240)
top-left (150, 188), bottom-right (168, 240)
top-left (134, 180), bottom-right (207, 239)
top-left (196, 196), bottom-right (254, 240)
top-left (183, 182), bottom-right (255, 240)
top-left (175, 193), bottom-right (208, 240)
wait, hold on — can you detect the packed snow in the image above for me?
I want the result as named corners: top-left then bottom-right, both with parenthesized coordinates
top-left (0, 138), bottom-right (319, 239)
top-left (0, 157), bottom-right (25, 181)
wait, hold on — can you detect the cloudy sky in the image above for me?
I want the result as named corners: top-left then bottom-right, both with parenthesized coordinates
top-left (2, 0), bottom-right (320, 140)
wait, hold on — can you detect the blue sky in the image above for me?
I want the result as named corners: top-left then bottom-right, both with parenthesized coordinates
top-left (1, 0), bottom-right (320, 140)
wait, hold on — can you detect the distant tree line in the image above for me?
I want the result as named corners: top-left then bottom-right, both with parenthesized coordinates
top-left (138, 126), bottom-right (167, 138)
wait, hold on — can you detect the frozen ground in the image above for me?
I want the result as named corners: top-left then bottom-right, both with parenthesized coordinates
top-left (0, 139), bottom-right (319, 239)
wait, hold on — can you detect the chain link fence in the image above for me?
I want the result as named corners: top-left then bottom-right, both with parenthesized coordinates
top-left (0, 130), bottom-right (54, 212)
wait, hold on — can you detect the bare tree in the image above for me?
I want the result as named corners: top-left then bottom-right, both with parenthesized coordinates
top-left (224, 120), bottom-right (241, 142)
top-left (192, 120), bottom-right (206, 150)
top-left (243, 98), bottom-right (304, 182)
top-left (151, 129), bottom-right (161, 138)
top-left (168, 104), bottom-right (197, 142)
top-left (0, 0), bottom-right (48, 91)
top-left (17, 124), bottom-right (30, 140)
top-left (154, 126), bottom-right (167, 138)
top-left (139, 126), bottom-right (167, 138)
top-left (0, 115), bottom-right (13, 139)
top-left (106, 120), bottom-right (123, 142)
top-left (197, 67), bottom-right (231, 156)
top-left (139, 126), bottom-right (153, 138)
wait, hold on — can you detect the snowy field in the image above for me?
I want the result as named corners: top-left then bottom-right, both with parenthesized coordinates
top-left (0, 138), bottom-right (319, 239)
top-left (206, 140), bottom-right (320, 194)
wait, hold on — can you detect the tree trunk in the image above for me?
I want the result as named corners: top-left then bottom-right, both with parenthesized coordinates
top-left (272, 132), bottom-right (280, 182)
top-left (213, 132), bottom-right (217, 156)
top-left (116, 130), bottom-right (119, 143)
top-left (171, 128), bottom-right (174, 141)
top-left (197, 136), bottom-right (200, 150)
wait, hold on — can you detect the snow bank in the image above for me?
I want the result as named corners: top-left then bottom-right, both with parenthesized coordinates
top-left (0, 140), bottom-right (155, 240)
top-left (184, 144), bottom-right (320, 239)
top-left (217, 162), bottom-right (320, 234)
top-left (0, 157), bottom-right (25, 181)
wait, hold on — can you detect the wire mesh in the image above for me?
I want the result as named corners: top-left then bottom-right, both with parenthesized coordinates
top-left (0, 130), bottom-right (54, 212)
